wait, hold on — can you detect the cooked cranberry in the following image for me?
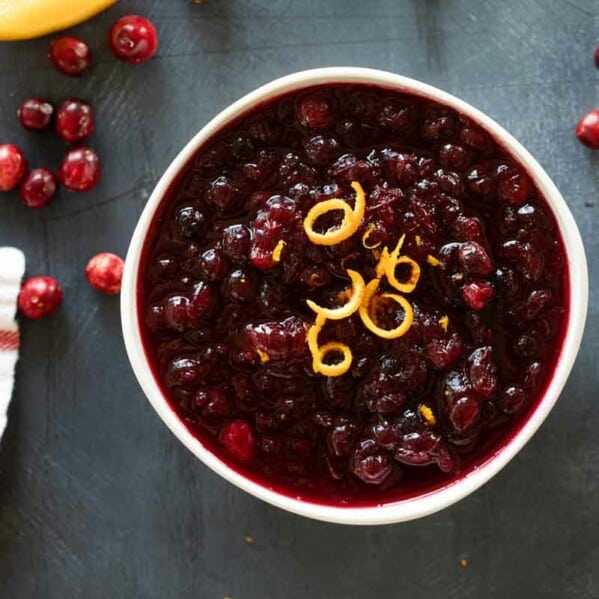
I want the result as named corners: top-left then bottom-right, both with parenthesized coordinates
top-left (460, 124), bottom-right (488, 150)
top-left (207, 175), bottom-right (244, 212)
top-left (278, 153), bottom-right (318, 188)
top-left (457, 241), bottom-right (493, 276)
top-left (303, 135), bottom-right (340, 165)
top-left (497, 166), bottom-right (531, 204)
top-left (501, 240), bottom-right (544, 281)
top-left (245, 316), bottom-right (308, 361)
top-left (427, 334), bottom-right (464, 370)
top-left (327, 418), bottom-right (357, 457)
top-left (109, 15), bottom-right (159, 64)
top-left (0, 144), bottom-right (27, 191)
top-left (501, 385), bottom-right (527, 414)
top-left (439, 143), bottom-right (469, 170)
top-left (466, 163), bottom-right (496, 196)
top-left (351, 439), bottom-right (394, 485)
top-left (49, 37), bottom-right (92, 76)
top-left (163, 296), bottom-right (194, 331)
top-left (175, 205), bottom-right (205, 238)
top-left (18, 98), bottom-right (53, 131)
top-left (222, 224), bottom-right (251, 264)
top-left (225, 268), bottom-right (256, 303)
top-left (576, 110), bottom-right (599, 149)
top-left (85, 253), bottom-right (124, 294)
top-left (525, 289), bottom-right (552, 320)
top-left (219, 420), bottom-right (256, 461)
top-left (18, 277), bottom-right (63, 319)
top-left (296, 92), bottom-right (333, 129)
top-left (446, 392), bottom-right (479, 433)
top-left (55, 99), bottom-right (95, 144)
top-left (462, 281), bottom-right (495, 310)
top-left (19, 169), bottom-right (57, 208)
top-left (328, 153), bottom-right (378, 184)
top-left (394, 430), bottom-right (441, 466)
top-left (421, 107), bottom-right (456, 140)
top-left (467, 346), bottom-right (497, 398)
top-left (380, 149), bottom-right (418, 187)
top-left (200, 248), bottom-right (228, 281)
top-left (58, 147), bottom-right (101, 192)
top-left (378, 100), bottom-right (414, 131)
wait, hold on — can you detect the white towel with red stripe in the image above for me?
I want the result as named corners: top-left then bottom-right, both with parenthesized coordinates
top-left (0, 248), bottom-right (24, 438)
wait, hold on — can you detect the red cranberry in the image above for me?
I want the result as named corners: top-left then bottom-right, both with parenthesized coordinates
top-left (175, 205), bottom-right (206, 238)
top-left (296, 92), bottom-right (333, 130)
top-left (222, 224), bottom-right (251, 264)
top-left (327, 418), bottom-right (356, 457)
top-left (457, 241), bottom-right (493, 276)
top-left (426, 334), bottom-right (464, 370)
top-left (377, 100), bottom-right (413, 131)
top-left (394, 430), bottom-right (441, 466)
top-left (85, 253), bottom-right (125, 294)
top-left (55, 99), bottom-right (95, 144)
top-left (18, 98), bottom-right (54, 131)
top-left (109, 15), bottom-right (159, 64)
top-left (303, 135), bottom-right (340, 165)
top-left (439, 143), bottom-right (469, 170)
top-left (462, 280), bottom-right (495, 310)
top-left (58, 147), bottom-right (101, 192)
top-left (467, 346), bottom-right (497, 398)
top-left (497, 166), bottom-right (531, 204)
top-left (207, 175), bottom-right (245, 212)
top-left (49, 37), bottom-right (92, 76)
top-left (18, 277), bottom-right (63, 319)
top-left (0, 144), bottom-right (27, 191)
top-left (219, 420), bottom-right (256, 461)
top-left (19, 169), bottom-right (58, 208)
top-left (200, 248), bottom-right (229, 281)
top-left (351, 439), bottom-right (394, 485)
top-left (501, 385), bottom-right (527, 414)
top-left (225, 269), bottom-right (256, 303)
top-left (576, 110), bottom-right (599, 149)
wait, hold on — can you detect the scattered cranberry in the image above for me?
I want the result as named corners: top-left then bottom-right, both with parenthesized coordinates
top-left (49, 37), bottom-right (92, 76)
top-left (55, 99), bottom-right (95, 144)
top-left (109, 15), bottom-right (159, 65)
top-left (58, 147), bottom-right (101, 192)
top-left (576, 109), bottom-right (599, 149)
top-left (19, 169), bottom-right (58, 208)
top-left (219, 420), bottom-right (256, 461)
top-left (85, 253), bottom-right (125, 294)
top-left (0, 144), bottom-right (27, 191)
top-left (18, 277), bottom-right (63, 319)
top-left (17, 98), bottom-right (54, 131)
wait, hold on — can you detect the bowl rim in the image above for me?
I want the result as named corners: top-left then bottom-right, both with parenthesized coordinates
top-left (121, 67), bottom-right (588, 525)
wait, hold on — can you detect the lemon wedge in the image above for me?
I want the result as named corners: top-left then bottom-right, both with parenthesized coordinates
top-left (0, 0), bottom-right (117, 41)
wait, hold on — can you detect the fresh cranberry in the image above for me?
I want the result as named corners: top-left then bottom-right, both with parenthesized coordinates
top-left (462, 281), bottom-right (495, 310)
top-left (85, 253), bottom-right (125, 294)
top-left (576, 110), bottom-right (599, 149)
top-left (18, 98), bottom-right (53, 131)
top-left (49, 37), bottom-right (92, 76)
top-left (18, 277), bottom-right (63, 319)
top-left (296, 91), bottom-right (333, 129)
top-left (0, 144), bottom-right (27, 191)
top-left (19, 169), bottom-right (58, 208)
top-left (55, 99), bottom-right (95, 144)
top-left (58, 147), bottom-right (101, 192)
top-left (109, 15), bottom-right (159, 64)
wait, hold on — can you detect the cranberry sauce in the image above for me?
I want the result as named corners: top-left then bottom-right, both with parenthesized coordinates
top-left (138, 84), bottom-right (568, 506)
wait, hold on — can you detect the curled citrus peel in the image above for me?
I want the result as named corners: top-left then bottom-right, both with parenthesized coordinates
top-left (358, 279), bottom-right (414, 340)
top-left (427, 254), bottom-right (441, 267)
top-left (361, 223), bottom-right (381, 249)
top-left (307, 314), bottom-right (353, 376)
top-left (306, 269), bottom-right (365, 321)
top-left (303, 181), bottom-right (366, 246)
top-left (374, 234), bottom-right (420, 294)
top-left (272, 240), bottom-right (286, 263)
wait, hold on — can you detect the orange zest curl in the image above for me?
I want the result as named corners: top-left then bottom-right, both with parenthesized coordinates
top-left (306, 269), bottom-right (365, 321)
top-left (426, 254), bottom-right (441, 267)
top-left (303, 181), bottom-right (366, 246)
top-left (307, 314), bottom-right (353, 376)
top-left (361, 223), bottom-right (381, 249)
top-left (272, 240), bottom-right (286, 263)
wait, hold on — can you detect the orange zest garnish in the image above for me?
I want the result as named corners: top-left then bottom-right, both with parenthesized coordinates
top-left (361, 223), bottom-right (381, 249)
top-left (272, 240), bottom-right (286, 263)
top-left (358, 279), bottom-right (414, 340)
top-left (419, 404), bottom-right (437, 426)
top-left (439, 315), bottom-right (449, 332)
top-left (307, 314), bottom-right (353, 376)
top-left (303, 181), bottom-right (366, 246)
top-left (415, 235), bottom-right (422, 247)
top-left (256, 348), bottom-right (270, 363)
top-left (306, 269), bottom-right (365, 321)
top-left (385, 255), bottom-right (421, 294)
top-left (426, 254), bottom-right (441, 267)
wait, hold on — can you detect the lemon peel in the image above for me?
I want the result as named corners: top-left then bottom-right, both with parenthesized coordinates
top-left (306, 269), bottom-right (365, 321)
top-left (303, 181), bottom-right (366, 246)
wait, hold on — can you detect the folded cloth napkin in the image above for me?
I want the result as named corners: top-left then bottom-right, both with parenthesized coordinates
top-left (0, 248), bottom-right (25, 438)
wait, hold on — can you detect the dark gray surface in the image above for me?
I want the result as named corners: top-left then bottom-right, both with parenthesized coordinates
top-left (0, 1), bottom-right (597, 597)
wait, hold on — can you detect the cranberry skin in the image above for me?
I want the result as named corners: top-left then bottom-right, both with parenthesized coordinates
top-left (85, 253), bottom-right (125, 294)
top-left (19, 169), bottom-right (58, 208)
top-left (296, 92), bottom-right (333, 130)
top-left (219, 420), bottom-right (256, 461)
top-left (18, 98), bottom-right (53, 131)
top-left (0, 144), bottom-right (27, 191)
top-left (49, 37), bottom-right (92, 76)
top-left (109, 16), bottom-right (159, 65)
top-left (55, 99), bottom-right (95, 144)
top-left (58, 147), bottom-right (101, 192)
top-left (18, 277), bottom-right (63, 319)
top-left (576, 110), bottom-right (599, 149)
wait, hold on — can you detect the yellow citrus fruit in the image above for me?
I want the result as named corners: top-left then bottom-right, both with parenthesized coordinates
top-left (0, 0), bottom-right (117, 41)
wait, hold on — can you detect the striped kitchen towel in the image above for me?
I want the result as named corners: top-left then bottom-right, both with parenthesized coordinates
top-left (0, 248), bottom-right (24, 438)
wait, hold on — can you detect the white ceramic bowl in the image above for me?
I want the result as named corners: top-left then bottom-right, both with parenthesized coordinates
top-left (121, 67), bottom-right (588, 525)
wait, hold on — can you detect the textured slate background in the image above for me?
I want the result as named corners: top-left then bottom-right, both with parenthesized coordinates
top-left (0, 1), bottom-right (597, 597)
